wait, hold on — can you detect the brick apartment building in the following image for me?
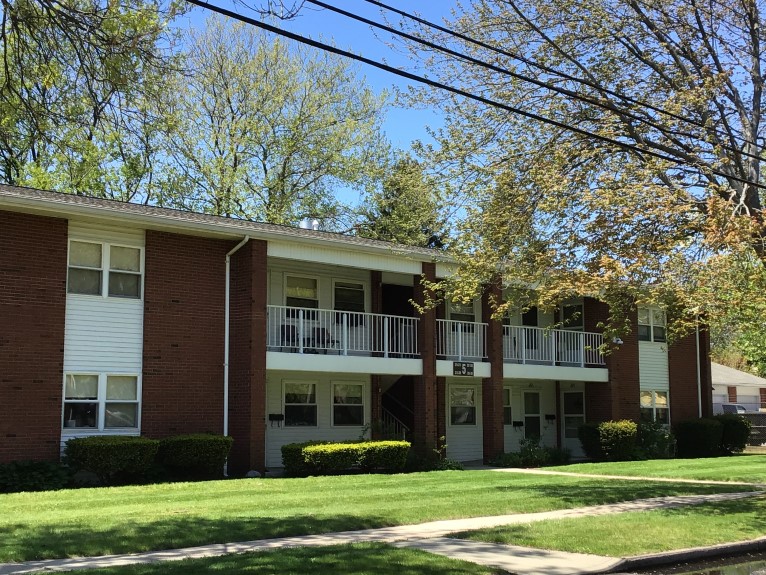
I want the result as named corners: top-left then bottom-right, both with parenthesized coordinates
top-left (0, 184), bottom-right (713, 472)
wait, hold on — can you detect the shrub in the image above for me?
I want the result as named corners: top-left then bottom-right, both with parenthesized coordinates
top-left (599, 420), bottom-right (638, 461)
top-left (303, 443), bottom-right (360, 474)
top-left (0, 460), bottom-right (70, 493)
top-left (636, 420), bottom-right (675, 459)
top-left (64, 436), bottom-right (159, 484)
top-left (357, 441), bottom-right (410, 472)
top-left (674, 419), bottom-right (723, 458)
top-left (281, 441), bottom-right (332, 477)
top-left (578, 422), bottom-right (603, 460)
top-left (158, 434), bottom-right (233, 479)
top-left (714, 414), bottom-right (751, 454)
top-left (490, 437), bottom-right (571, 468)
top-left (404, 437), bottom-right (463, 472)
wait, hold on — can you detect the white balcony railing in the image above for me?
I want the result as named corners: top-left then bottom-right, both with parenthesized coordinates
top-left (502, 326), bottom-right (605, 366)
top-left (267, 305), bottom-right (419, 357)
top-left (436, 319), bottom-right (488, 360)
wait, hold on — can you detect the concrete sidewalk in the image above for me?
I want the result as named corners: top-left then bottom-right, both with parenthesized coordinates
top-left (0, 491), bottom-right (758, 575)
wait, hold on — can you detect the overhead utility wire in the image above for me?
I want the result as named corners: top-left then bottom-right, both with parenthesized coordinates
top-left (361, 0), bottom-right (765, 160)
top-left (186, 0), bottom-right (766, 192)
top-left (306, 0), bottom-right (759, 165)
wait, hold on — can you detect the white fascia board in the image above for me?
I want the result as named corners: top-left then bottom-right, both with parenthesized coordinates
top-left (503, 363), bottom-right (609, 382)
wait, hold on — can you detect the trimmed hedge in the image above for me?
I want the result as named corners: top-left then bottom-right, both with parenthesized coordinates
top-left (715, 414), bottom-right (751, 454)
top-left (578, 420), bottom-right (638, 461)
top-left (675, 419), bottom-right (723, 458)
top-left (281, 440), bottom-right (410, 477)
top-left (0, 460), bottom-right (70, 493)
top-left (64, 436), bottom-right (159, 484)
top-left (158, 434), bottom-right (234, 479)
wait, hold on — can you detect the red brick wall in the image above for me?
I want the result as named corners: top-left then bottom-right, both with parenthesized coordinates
top-left (413, 262), bottom-right (437, 451)
top-left (227, 240), bottom-right (267, 474)
top-left (481, 281), bottom-right (504, 461)
top-left (583, 298), bottom-right (640, 422)
top-left (669, 328), bottom-right (709, 422)
top-left (142, 231), bottom-right (229, 439)
top-left (0, 210), bottom-right (67, 462)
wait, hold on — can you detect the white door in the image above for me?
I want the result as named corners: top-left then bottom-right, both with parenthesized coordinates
top-left (562, 390), bottom-right (585, 457)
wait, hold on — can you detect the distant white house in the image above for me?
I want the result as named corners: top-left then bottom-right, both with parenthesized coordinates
top-left (711, 362), bottom-right (766, 413)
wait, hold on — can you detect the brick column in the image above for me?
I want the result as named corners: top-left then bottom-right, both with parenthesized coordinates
top-left (481, 280), bottom-right (504, 461)
top-left (0, 211), bottom-right (67, 463)
top-left (583, 298), bottom-right (640, 422)
top-left (669, 324), bottom-right (712, 422)
top-left (413, 262), bottom-right (438, 452)
top-left (228, 239), bottom-right (268, 474)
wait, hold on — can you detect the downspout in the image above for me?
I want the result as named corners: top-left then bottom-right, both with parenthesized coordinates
top-left (224, 236), bottom-right (250, 474)
top-left (696, 319), bottom-right (702, 418)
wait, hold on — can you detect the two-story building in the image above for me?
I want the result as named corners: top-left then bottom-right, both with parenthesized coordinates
top-left (0, 185), bottom-right (714, 472)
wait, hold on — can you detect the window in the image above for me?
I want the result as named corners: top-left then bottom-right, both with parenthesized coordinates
top-left (503, 387), bottom-right (512, 425)
top-left (524, 391), bottom-right (541, 438)
top-left (450, 301), bottom-right (476, 323)
top-left (638, 307), bottom-right (666, 342)
top-left (640, 390), bottom-right (669, 424)
top-left (760, 388), bottom-right (766, 410)
top-left (284, 382), bottom-right (317, 426)
top-left (450, 386), bottom-right (476, 425)
top-left (63, 374), bottom-right (139, 430)
top-left (562, 303), bottom-right (584, 330)
top-left (286, 276), bottom-right (318, 309)
top-left (334, 282), bottom-right (365, 313)
top-left (333, 383), bottom-right (364, 426)
top-left (68, 240), bottom-right (141, 298)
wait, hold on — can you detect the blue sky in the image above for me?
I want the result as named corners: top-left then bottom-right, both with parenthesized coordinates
top-left (181, 1), bottom-right (458, 151)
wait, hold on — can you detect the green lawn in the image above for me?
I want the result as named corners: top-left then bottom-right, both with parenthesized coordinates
top-left (453, 494), bottom-right (766, 556)
top-left (547, 454), bottom-right (766, 483)
top-left (42, 544), bottom-right (502, 575)
top-left (0, 470), bottom-right (743, 562)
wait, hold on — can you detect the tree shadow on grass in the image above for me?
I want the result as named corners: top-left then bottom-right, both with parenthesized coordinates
top-left (493, 478), bottom-right (753, 508)
top-left (2, 513), bottom-right (395, 563)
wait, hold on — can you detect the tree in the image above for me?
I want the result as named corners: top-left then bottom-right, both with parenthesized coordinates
top-left (394, 0), bottom-right (766, 336)
top-left (0, 0), bottom-right (182, 201)
top-left (156, 16), bottom-right (389, 225)
top-left (356, 154), bottom-right (448, 248)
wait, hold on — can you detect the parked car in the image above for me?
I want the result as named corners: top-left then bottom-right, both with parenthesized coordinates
top-left (721, 403), bottom-right (748, 414)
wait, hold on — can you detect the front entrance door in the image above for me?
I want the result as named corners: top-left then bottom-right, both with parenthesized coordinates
top-left (562, 390), bottom-right (585, 457)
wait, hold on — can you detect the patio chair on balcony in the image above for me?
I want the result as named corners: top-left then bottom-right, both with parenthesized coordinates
top-left (309, 327), bottom-right (339, 354)
top-left (280, 324), bottom-right (299, 352)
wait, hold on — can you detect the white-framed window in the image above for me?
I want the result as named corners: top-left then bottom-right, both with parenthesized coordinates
top-left (638, 307), bottom-right (667, 342)
top-left (640, 390), bottom-right (669, 424)
top-left (332, 382), bottom-right (364, 426)
top-left (449, 300), bottom-right (476, 323)
top-left (333, 281), bottom-right (365, 313)
top-left (524, 391), bottom-right (541, 438)
top-left (67, 240), bottom-right (142, 299)
top-left (503, 387), bottom-right (512, 425)
top-left (283, 381), bottom-right (317, 426)
top-left (285, 276), bottom-right (319, 309)
top-left (63, 373), bottom-right (140, 430)
top-left (449, 386), bottom-right (476, 425)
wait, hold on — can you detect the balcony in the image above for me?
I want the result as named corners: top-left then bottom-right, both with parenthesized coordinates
top-left (503, 325), bottom-right (605, 367)
top-left (267, 305), bottom-right (419, 357)
top-left (436, 319), bottom-right (488, 361)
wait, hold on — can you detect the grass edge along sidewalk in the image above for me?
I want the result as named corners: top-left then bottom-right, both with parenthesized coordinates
top-left (0, 470), bottom-right (755, 563)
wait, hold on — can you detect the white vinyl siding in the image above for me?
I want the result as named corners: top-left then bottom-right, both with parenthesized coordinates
top-left (639, 344), bottom-right (669, 391)
top-left (265, 373), bottom-right (370, 468)
top-left (445, 380), bottom-right (483, 462)
top-left (268, 241), bottom-right (421, 275)
top-left (269, 260), bottom-right (370, 310)
top-left (503, 380), bottom-right (557, 452)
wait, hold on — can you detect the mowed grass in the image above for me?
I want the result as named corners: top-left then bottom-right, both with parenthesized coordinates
top-left (43, 543), bottom-right (502, 575)
top-left (0, 470), bottom-right (743, 562)
top-left (547, 454), bottom-right (766, 483)
top-left (453, 494), bottom-right (766, 557)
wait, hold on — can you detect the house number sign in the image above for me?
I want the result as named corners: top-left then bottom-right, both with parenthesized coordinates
top-left (453, 361), bottom-right (474, 376)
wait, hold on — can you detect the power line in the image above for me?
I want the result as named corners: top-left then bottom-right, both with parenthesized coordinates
top-left (186, 0), bottom-right (766, 192)
top-left (360, 0), bottom-right (764, 161)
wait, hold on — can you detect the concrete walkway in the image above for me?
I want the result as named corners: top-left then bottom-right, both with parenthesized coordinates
top-left (0, 491), bottom-right (759, 575)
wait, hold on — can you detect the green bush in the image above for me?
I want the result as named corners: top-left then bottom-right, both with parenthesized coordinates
top-left (158, 434), bottom-right (233, 479)
top-left (64, 436), bottom-right (159, 484)
top-left (357, 441), bottom-right (410, 471)
top-left (490, 437), bottom-right (571, 468)
top-left (636, 420), bottom-right (675, 459)
top-left (303, 444), bottom-right (360, 474)
top-left (0, 460), bottom-right (70, 493)
top-left (714, 414), bottom-right (751, 454)
top-left (675, 419), bottom-right (723, 458)
top-left (599, 420), bottom-right (638, 461)
top-left (281, 441), bottom-right (332, 477)
top-left (578, 422), bottom-right (603, 460)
